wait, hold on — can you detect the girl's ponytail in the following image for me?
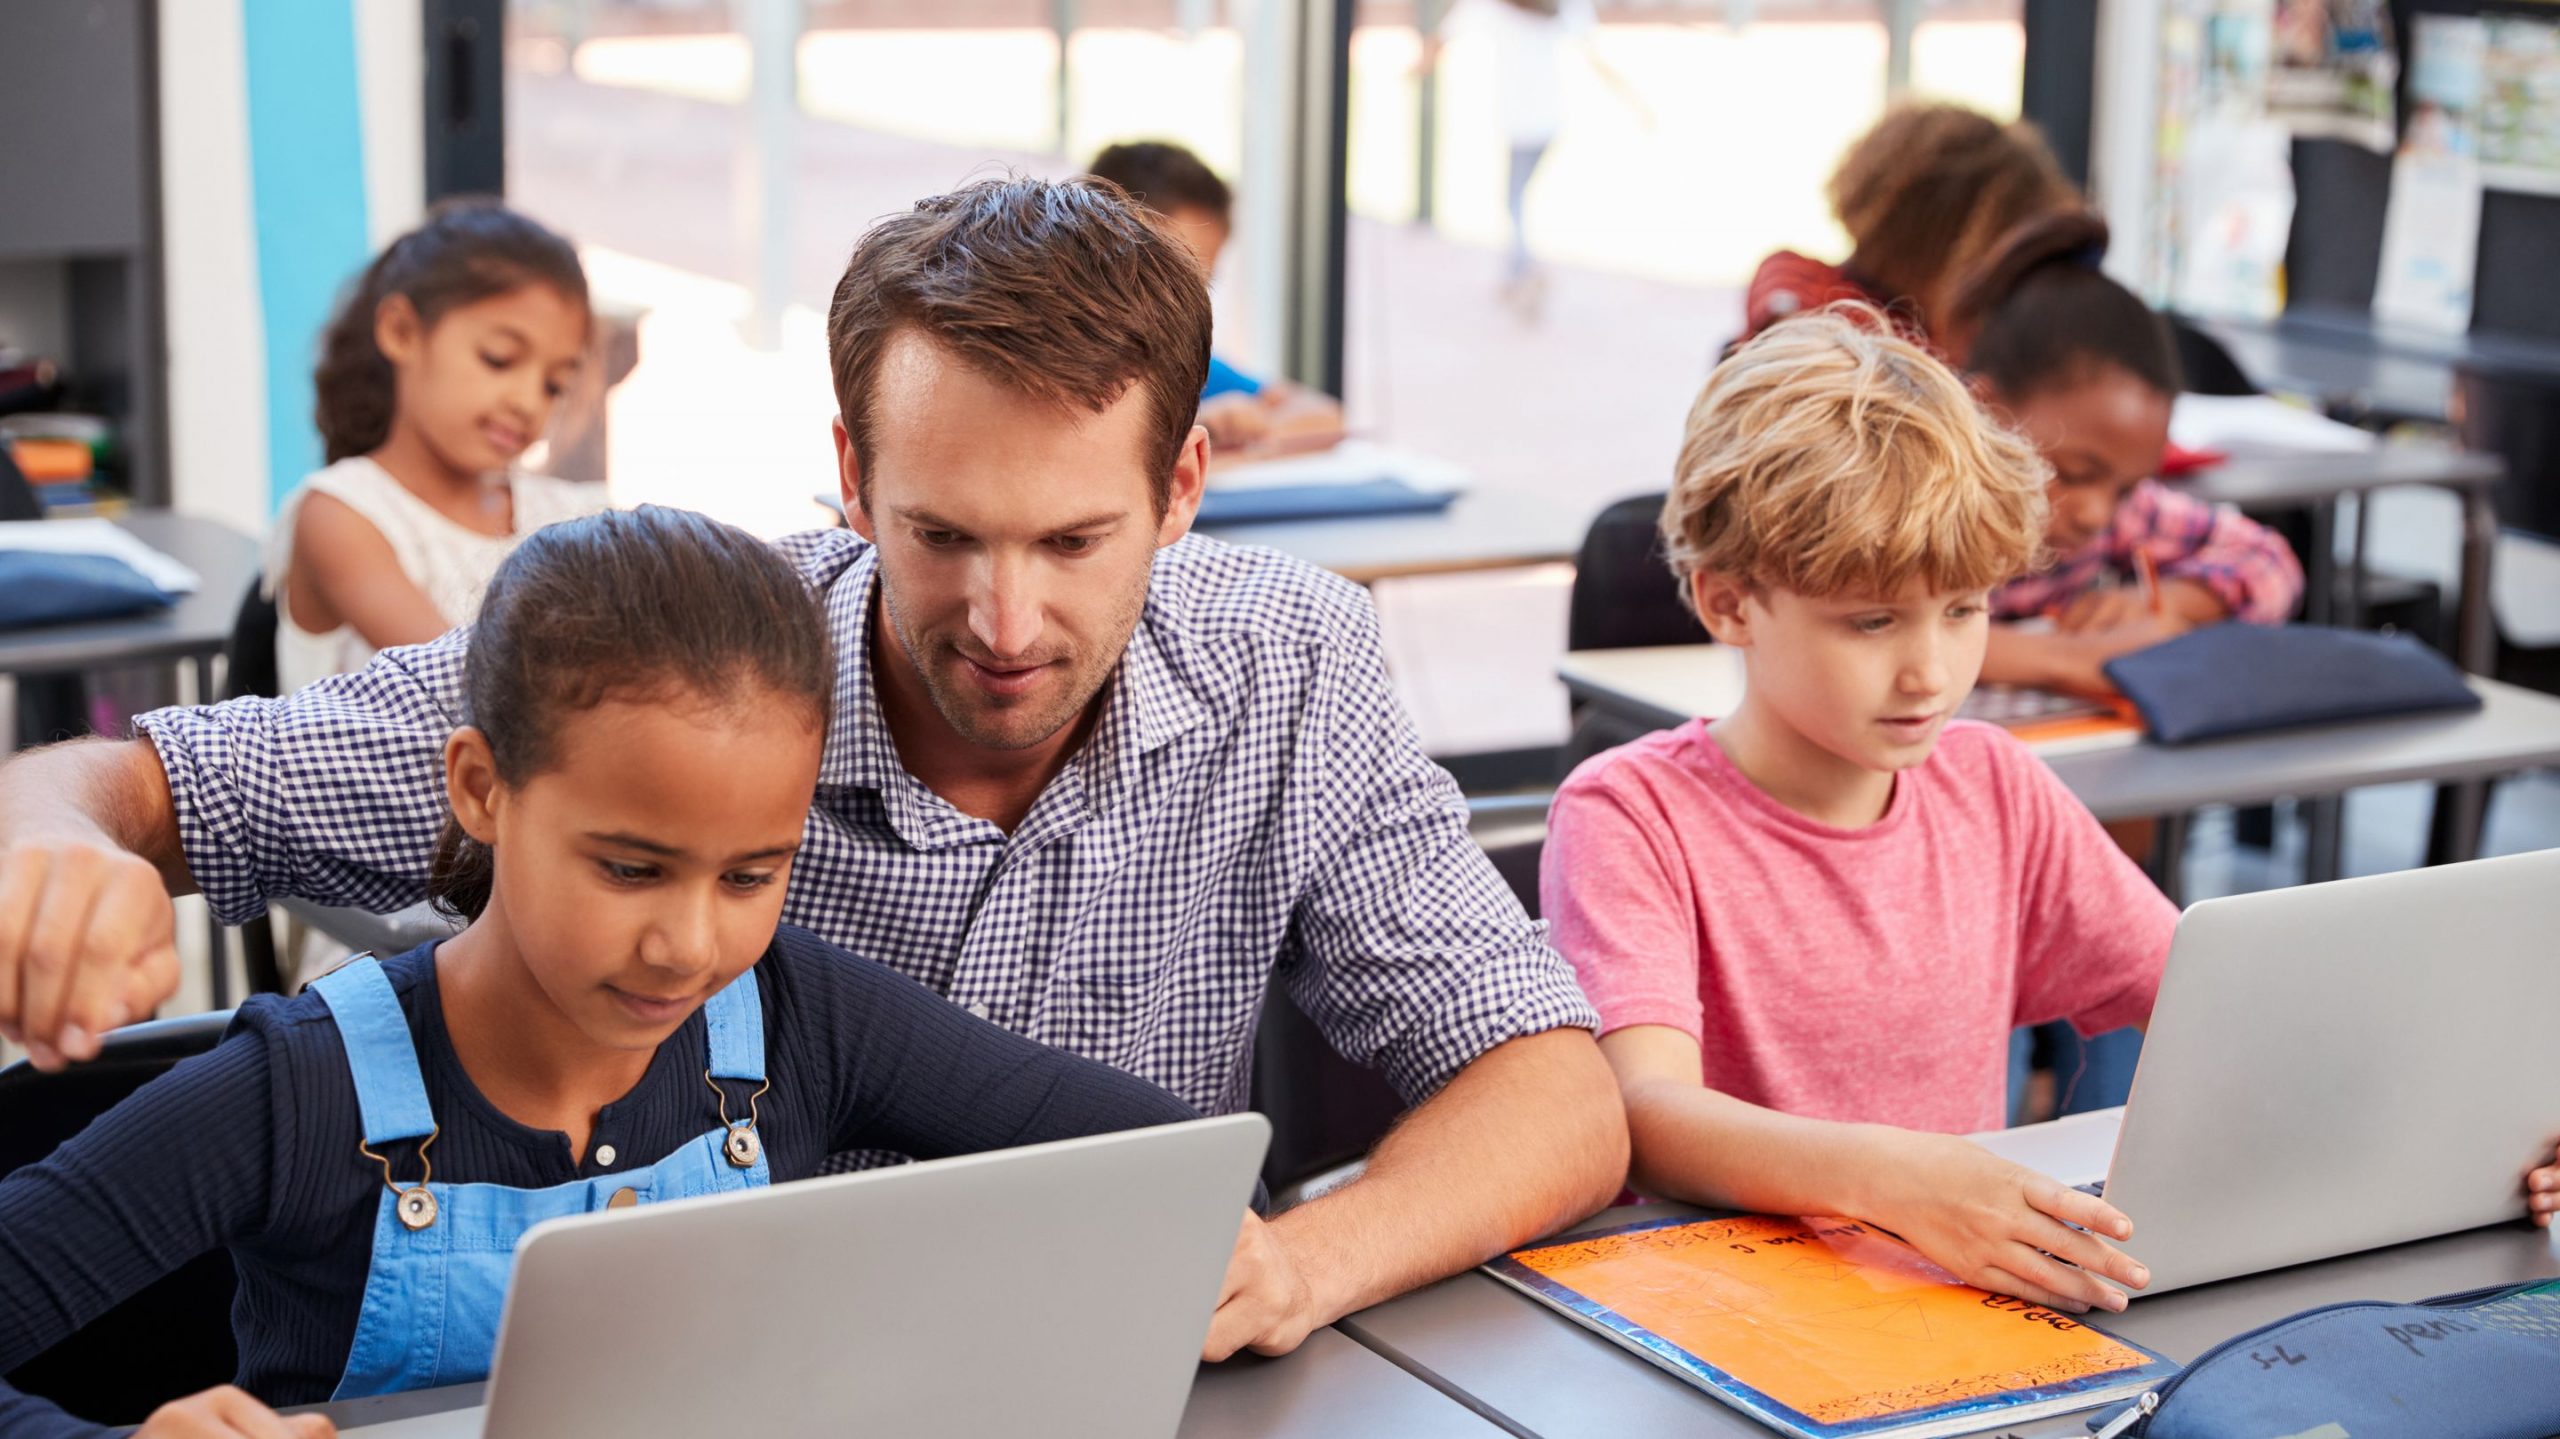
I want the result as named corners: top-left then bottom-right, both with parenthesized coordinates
top-left (1954, 211), bottom-right (2181, 402)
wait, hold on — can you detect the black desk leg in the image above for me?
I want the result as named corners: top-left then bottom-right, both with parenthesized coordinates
top-left (206, 920), bottom-right (230, 1011)
top-left (2148, 811), bottom-right (2191, 907)
top-left (2456, 483), bottom-right (2499, 674)
top-left (2425, 779), bottom-right (2492, 866)
top-left (189, 655), bottom-right (231, 1010)
top-left (2344, 492), bottom-right (2369, 630)
top-left (2303, 794), bottom-right (2347, 883)
top-left (2305, 502), bottom-right (2338, 628)
top-left (2425, 486), bottom-right (2501, 870)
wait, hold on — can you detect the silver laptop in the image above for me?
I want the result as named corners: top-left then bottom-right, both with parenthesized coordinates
top-left (316, 1114), bottom-right (1267, 1437)
top-left (2073, 850), bottom-right (2560, 1295)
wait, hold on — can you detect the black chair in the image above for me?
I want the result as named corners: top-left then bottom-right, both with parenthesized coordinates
top-left (1566, 494), bottom-right (1693, 654)
top-left (221, 581), bottom-right (288, 997)
top-left (2, 447), bottom-right (91, 746)
top-left (1562, 495), bottom-right (1698, 770)
top-left (0, 444), bottom-right (40, 521)
top-left (0, 1012), bottom-right (239, 1422)
top-left (2454, 365), bottom-right (2560, 698)
top-left (2165, 315), bottom-right (2260, 399)
top-left (1249, 796), bottom-right (1552, 1197)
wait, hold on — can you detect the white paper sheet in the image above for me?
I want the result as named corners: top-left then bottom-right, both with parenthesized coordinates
top-left (0, 518), bottom-right (203, 594)
top-left (2169, 394), bottom-right (2378, 457)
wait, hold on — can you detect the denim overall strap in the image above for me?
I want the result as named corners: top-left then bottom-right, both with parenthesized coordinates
top-left (702, 966), bottom-right (765, 1083)
top-left (310, 958), bottom-right (436, 1146)
top-left (327, 963), bottom-right (774, 1401)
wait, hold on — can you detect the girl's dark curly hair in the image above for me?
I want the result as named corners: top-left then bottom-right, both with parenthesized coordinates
top-left (313, 197), bottom-right (589, 463)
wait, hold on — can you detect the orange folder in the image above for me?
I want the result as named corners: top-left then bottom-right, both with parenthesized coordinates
top-left (1487, 1214), bottom-right (2174, 1437)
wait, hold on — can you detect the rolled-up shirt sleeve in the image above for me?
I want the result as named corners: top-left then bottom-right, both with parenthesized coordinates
top-left (1280, 594), bottom-right (1598, 1106)
top-left (132, 634), bottom-right (471, 925)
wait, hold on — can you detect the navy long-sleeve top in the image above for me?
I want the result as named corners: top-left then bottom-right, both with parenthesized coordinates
top-left (0, 926), bottom-right (1201, 1436)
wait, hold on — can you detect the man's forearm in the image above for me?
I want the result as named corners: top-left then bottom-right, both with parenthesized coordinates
top-left (0, 738), bottom-right (191, 894)
top-left (1271, 1027), bottom-right (1628, 1322)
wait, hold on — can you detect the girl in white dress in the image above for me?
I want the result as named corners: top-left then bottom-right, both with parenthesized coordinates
top-left (272, 199), bottom-right (607, 695)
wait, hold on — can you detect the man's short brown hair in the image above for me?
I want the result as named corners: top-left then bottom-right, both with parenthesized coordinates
top-left (827, 177), bottom-right (1212, 514)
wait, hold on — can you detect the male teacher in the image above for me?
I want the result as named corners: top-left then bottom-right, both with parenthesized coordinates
top-left (0, 177), bottom-right (1626, 1360)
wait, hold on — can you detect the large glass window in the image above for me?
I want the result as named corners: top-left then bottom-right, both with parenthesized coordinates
top-left (1338, 0), bottom-right (2022, 757)
top-left (504, 1), bottom-right (1276, 535)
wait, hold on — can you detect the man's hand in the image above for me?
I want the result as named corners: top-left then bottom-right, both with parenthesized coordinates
top-left (0, 839), bottom-right (180, 1070)
top-left (2528, 1148), bottom-right (2559, 1228)
top-left (1203, 1209), bottom-right (1322, 1361)
top-left (136, 1386), bottom-right (335, 1438)
top-left (1858, 1130), bottom-right (2149, 1314)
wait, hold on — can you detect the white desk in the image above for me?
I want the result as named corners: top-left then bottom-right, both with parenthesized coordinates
top-left (1340, 1202), bottom-right (2559, 1439)
top-left (315, 1325), bottom-right (1502, 1437)
top-left (1558, 645), bottom-right (2560, 881)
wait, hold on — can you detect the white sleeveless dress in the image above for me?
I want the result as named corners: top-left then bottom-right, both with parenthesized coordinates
top-left (266, 457), bottom-right (606, 696)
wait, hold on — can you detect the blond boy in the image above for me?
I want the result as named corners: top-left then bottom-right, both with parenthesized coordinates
top-left (1542, 309), bottom-right (2169, 1314)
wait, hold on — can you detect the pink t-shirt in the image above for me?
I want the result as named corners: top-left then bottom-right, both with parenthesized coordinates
top-left (1544, 719), bottom-right (2176, 1135)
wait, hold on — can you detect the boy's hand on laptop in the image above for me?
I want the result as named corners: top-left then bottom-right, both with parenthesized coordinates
top-left (1203, 1209), bottom-right (1321, 1361)
top-left (2529, 1151), bottom-right (2560, 1227)
top-left (136, 1385), bottom-right (335, 1438)
top-left (0, 838), bottom-right (182, 1071)
top-left (1862, 1131), bottom-right (2149, 1315)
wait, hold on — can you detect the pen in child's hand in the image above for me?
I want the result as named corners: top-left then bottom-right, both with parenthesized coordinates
top-left (2134, 550), bottom-right (2162, 617)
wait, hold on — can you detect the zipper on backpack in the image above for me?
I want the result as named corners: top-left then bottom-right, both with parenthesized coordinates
top-left (2091, 1390), bottom-right (2157, 1439)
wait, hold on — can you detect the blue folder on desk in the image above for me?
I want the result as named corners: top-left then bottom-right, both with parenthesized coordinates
top-left (2102, 624), bottom-right (2479, 745)
top-left (1194, 478), bottom-right (1458, 526)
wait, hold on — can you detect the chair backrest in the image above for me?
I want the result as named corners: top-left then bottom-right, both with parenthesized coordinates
top-left (1567, 493), bottom-right (1699, 654)
top-left (2455, 367), bottom-right (2560, 548)
top-left (1247, 797), bottom-right (1554, 1192)
top-left (0, 1012), bottom-right (240, 1421)
top-left (2166, 315), bottom-right (2260, 398)
top-left (225, 577), bottom-right (280, 701)
top-left (0, 445), bottom-right (40, 521)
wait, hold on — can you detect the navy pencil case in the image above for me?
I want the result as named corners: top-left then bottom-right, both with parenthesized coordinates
top-left (2102, 625), bottom-right (2479, 746)
top-left (2093, 1281), bottom-right (2560, 1439)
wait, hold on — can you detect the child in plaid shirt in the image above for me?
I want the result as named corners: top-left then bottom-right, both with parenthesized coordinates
top-left (1956, 215), bottom-right (2303, 696)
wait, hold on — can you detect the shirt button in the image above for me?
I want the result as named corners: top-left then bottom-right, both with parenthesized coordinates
top-left (963, 1000), bottom-right (990, 1020)
top-left (595, 1144), bottom-right (618, 1167)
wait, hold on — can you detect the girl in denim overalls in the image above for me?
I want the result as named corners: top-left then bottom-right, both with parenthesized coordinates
top-left (0, 507), bottom-right (1199, 1437)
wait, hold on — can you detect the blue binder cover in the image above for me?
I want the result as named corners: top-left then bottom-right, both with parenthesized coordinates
top-left (1195, 478), bottom-right (1459, 526)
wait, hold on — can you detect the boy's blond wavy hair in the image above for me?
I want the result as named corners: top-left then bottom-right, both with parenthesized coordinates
top-left (1662, 305), bottom-right (2050, 607)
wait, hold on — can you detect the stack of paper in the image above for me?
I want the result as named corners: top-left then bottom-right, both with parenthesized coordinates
top-left (2168, 394), bottom-right (2377, 458)
top-left (0, 518), bottom-right (202, 594)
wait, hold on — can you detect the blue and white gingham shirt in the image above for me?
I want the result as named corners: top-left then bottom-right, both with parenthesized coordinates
top-left (137, 529), bottom-right (1597, 1115)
